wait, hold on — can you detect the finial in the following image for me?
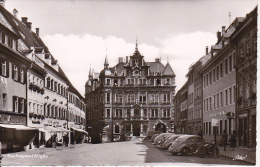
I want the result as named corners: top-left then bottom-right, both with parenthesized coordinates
top-left (167, 57), bottom-right (169, 63)
top-left (135, 38), bottom-right (138, 51)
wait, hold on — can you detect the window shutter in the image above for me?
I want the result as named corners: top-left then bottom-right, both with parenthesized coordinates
top-left (18, 66), bottom-right (21, 82)
top-left (0, 57), bottom-right (2, 75)
top-left (12, 63), bottom-right (14, 79)
top-left (6, 59), bottom-right (9, 77)
top-left (18, 97), bottom-right (22, 113)
top-left (24, 98), bottom-right (27, 114)
top-left (13, 96), bottom-right (16, 112)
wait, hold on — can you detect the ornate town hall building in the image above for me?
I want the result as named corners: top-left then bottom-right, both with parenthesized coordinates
top-left (85, 42), bottom-right (176, 143)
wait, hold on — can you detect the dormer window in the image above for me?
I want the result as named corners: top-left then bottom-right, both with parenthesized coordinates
top-left (106, 78), bottom-right (111, 85)
top-left (156, 79), bottom-right (161, 86)
top-left (165, 78), bottom-right (170, 85)
top-left (113, 79), bottom-right (118, 86)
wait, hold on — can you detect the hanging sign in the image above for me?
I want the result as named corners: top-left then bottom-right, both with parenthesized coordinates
top-left (212, 118), bottom-right (220, 127)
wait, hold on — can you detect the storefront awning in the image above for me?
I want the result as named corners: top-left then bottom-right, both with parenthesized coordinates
top-left (0, 124), bottom-right (38, 146)
top-left (0, 124), bottom-right (38, 130)
top-left (44, 126), bottom-right (63, 133)
top-left (56, 127), bottom-right (71, 132)
top-left (71, 127), bottom-right (88, 134)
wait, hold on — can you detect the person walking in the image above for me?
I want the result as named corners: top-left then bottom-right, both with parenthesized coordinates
top-left (221, 130), bottom-right (228, 151)
top-left (229, 130), bottom-right (237, 151)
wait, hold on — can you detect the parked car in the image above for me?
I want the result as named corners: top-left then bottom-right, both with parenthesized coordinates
top-left (157, 134), bottom-right (183, 149)
top-left (167, 135), bottom-right (206, 156)
top-left (113, 135), bottom-right (121, 142)
top-left (156, 134), bottom-right (174, 147)
top-left (140, 133), bottom-right (146, 139)
top-left (150, 133), bottom-right (161, 142)
top-left (152, 133), bottom-right (174, 145)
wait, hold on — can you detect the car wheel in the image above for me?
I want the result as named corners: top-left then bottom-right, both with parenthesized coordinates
top-left (181, 147), bottom-right (190, 156)
top-left (172, 153), bottom-right (178, 155)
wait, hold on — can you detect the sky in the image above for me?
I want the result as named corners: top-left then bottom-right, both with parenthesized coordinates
top-left (4, 0), bottom-right (258, 96)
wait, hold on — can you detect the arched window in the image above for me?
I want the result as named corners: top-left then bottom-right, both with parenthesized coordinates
top-left (115, 125), bottom-right (120, 133)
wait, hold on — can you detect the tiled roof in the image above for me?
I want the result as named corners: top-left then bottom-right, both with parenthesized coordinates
top-left (163, 63), bottom-right (175, 76)
top-left (146, 62), bottom-right (165, 73)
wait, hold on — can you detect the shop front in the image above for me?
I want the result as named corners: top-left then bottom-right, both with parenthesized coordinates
top-left (237, 108), bottom-right (256, 148)
top-left (0, 124), bottom-right (38, 153)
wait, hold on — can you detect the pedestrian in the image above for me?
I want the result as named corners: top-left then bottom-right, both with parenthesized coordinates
top-left (52, 134), bottom-right (57, 148)
top-left (197, 130), bottom-right (203, 137)
top-left (65, 134), bottom-right (69, 147)
top-left (220, 130), bottom-right (228, 151)
top-left (229, 130), bottom-right (237, 151)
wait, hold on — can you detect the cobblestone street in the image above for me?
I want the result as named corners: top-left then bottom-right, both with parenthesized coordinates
top-left (1, 137), bottom-right (251, 166)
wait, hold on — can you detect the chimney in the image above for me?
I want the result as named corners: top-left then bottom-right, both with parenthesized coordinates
top-left (217, 31), bottom-right (221, 43)
top-left (206, 46), bottom-right (208, 55)
top-left (36, 28), bottom-right (40, 37)
top-left (126, 56), bottom-right (128, 64)
top-left (21, 17), bottom-right (28, 24)
top-left (118, 57), bottom-right (123, 63)
top-left (0, 0), bottom-right (6, 7)
top-left (155, 58), bottom-right (160, 62)
top-left (26, 22), bottom-right (32, 30)
top-left (222, 26), bottom-right (226, 35)
top-left (13, 9), bottom-right (18, 18)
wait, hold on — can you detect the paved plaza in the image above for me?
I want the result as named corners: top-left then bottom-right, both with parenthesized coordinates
top-left (1, 137), bottom-right (251, 166)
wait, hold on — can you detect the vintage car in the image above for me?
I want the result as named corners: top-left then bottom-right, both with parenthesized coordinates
top-left (150, 133), bottom-right (161, 142)
top-left (167, 135), bottom-right (206, 155)
top-left (157, 134), bottom-right (183, 149)
top-left (152, 133), bottom-right (174, 145)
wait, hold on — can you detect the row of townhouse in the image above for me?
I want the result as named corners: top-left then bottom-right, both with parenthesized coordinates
top-left (174, 6), bottom-right (257, 148)
top-left (0, 1), bottom-right (86, 153)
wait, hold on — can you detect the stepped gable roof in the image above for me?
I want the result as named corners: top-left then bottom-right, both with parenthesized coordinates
top-left (163, 63), bottom-right (175, 76)
top-left (146, 62), bottom-right (165, 73)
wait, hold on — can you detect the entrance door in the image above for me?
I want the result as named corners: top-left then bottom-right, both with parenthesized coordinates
top-left (252, 115), bottom-right (256, 147)
top-left (133, 124), bottom-right (140, 136)
top-left (244, 118), bottom-right (248, 146)
top-left (155, 123), bottom-right (166, 133)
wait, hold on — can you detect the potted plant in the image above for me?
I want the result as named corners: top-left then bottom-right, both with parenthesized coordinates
top-left (33, 113), bottom-right (37, 118)
top-left (29, 113), bottom-right (33, 118)
top-left (37, 114), bottom-right (41, 119)
top-left (41, 115), bottom-right (45, 119)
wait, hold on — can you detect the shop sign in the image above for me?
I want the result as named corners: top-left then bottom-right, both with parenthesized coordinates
top-left (209, 111), bottom-right (226, 118)
top-left (239, 113), bottom-right (248, 118)
top-left (212, 118), bottom-right (220, 127)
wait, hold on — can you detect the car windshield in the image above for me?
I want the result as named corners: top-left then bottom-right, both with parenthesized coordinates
top-left (174, 138), bottom-right (182, 142)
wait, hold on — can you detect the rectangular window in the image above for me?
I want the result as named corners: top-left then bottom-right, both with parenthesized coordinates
top-left (206, 122), bottom-right (208, 134)
top-left (18, 98), bottom-right (24, 113)
top-left (206, 74), bottom-right (208, 86)
top-left (203, 75), bottom-right (206, 88)
top-left (209, 71), bottom-right (212, 84)
top-left (232, 52), bottom-right (236, 68)
top-left (213, 95), bottom-right (215, 109)
top-left (1, 58), bottom-right (7, 76)
top-left (206, 98), bottom-right (208, 111)
top-left (2, 93), bottom-right (7, 110)
top-left (229, 87), bottom-right (232, 104)
top-left (229, 55), bottom-right (232, 72)
top-left (20, 68), bottom-right (24, 83)
top-left (107, 109), bottom-right (110, 118)
top-left (225, 58), bottom-right (228, 75)
top-left (106, 93), bottom-right (110, 104)
top-left (217, 93), bottom-right (219, 108)
top-left (13, 96), bottom-right (18, 112)
top-left (209, 122), bottom-right (211, 135)
top-left (240, 45), bottom-right (244, 57)
top-left (220, 92), bottom-right (223, 107)
top-left (209, 97), bottom-right (212, 110)
top-left (220, 62), bottom-right (223, 78)
top-left (213, 68), bottom-right (215, 82)
top-left (225, 89), bottom-right (228, 105)
top-left (13, 64), bottom-right (18, 81)
top-left (216, 65), bottom-right (219, 80)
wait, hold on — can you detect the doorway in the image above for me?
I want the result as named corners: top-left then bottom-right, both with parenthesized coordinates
top-left (133, 124), bottom-right (140, 136)
top-left (155, 123), bottom-right (166, 133)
